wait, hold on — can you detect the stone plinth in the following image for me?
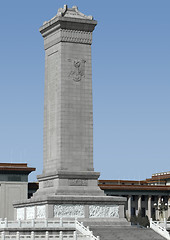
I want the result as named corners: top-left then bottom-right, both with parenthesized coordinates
top-left (14, 195), bottom-right (126, 220)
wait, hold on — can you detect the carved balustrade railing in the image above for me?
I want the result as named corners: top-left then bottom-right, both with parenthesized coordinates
top-left (0, 219), bottom-right (99, 240)
top-left (150, 218), bottom-right (170, 240)
top-left (0, 231), bottom-right (76, 240)
top-left (75, 220), bottom-right (100, 240)
top-left (0, 218), bottom-right (75, 229)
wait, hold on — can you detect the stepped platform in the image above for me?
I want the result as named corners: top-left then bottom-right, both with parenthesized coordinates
top-left (0, 218), bottom-right (167, 240)
top-left (89, 225), bottom-right (166, 240)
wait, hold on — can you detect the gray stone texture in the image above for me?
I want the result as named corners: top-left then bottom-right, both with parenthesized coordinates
top-left (41, 6), bottom-right (96, 176)
top-left (14, 5), bottom-right (126, 220)
top-left (35, 5), bottom-right (103, 197)
top-left (90, 226), bottom-right (166, 240)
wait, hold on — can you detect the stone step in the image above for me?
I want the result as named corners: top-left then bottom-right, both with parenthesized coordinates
top-left (81, 218), bottom-right (130, 227)
top-left (90, 226), bottom-right (166, 240)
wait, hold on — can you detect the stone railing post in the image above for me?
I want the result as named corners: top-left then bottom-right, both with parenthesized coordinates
top-left (31, 231), bottom-right (35, 240)
top-left (59, 231), bottom-right (63, 240)
top-left (1, 231), bottom-right (5, 240)
top-left (45, 231), bottom-right (49, 240)
top-left (45, 218), bottom-right (48, 227)
top-left (18, 220), bottom-right (21, 228)
top-left (4, 218), bottom-right (7, 228)
top-left (31, 219), bottom-right (35, 228)
top-left (16, 231), bottom-right (20, 240)
top-left (73, 231), bottom-right (77, 240)
top-left (150, 218), bottom-right (153, 228)
top-left (164, 218), bottom-right (167, 229)
top-left (60, 218), bottom-right (63, 227)
top-left (90, 231), bottom-right (93, 240)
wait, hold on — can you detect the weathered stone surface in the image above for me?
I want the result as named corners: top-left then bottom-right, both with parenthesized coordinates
top-left (13, 5), bottom-right (126, 221)
top-left (36, 5), bottom-right (102, 197)
top-left (90, 226), bottom-right (166, 240)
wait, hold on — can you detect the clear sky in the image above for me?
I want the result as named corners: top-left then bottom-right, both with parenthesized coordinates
top-left (0, 0), bottom-right (169, 182)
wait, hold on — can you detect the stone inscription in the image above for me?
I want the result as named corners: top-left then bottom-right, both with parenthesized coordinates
top-left (69, 179), bottom-right (88, 186)
top-left (43, 180), bottom-right (53, 188)
top-left (54, 204), bottom-right (84, 217)
top-left (17, 208), bottom-right (25, 220)
top-left (68, 59), bottom-right (86, 82)
top-left (37, 205), bottom-right (46, 219)
top-left (89, 205), bottom-right (119, 218)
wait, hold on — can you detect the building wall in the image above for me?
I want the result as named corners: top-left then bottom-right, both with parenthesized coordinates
top-left (0, 182), bottom-right (27, 220)
top-left (105, 192), bottom-right (169, 221)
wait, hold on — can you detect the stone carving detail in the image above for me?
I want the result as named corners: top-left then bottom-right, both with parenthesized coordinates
top-left (54, 204), bottom-right (84, 217)
top-left (37, 205), bottom-right (46, 219)
top-left (89, 205), bottom-right (119, 218)
top-left (61, 29), bottom-right (92, 44)
top-left (68, 59), bottom-right (86, 82)
top-left (17, 208), bottom-right (25, 220)
top-left (43, 29), bottom-right (92, 47)
top-left (57, 5), bottom-right (93, 20)
top-left (69, 179), bottom-right (88, 186)
top-left (43, 180), bottom-right (53, 188)
top-left (43, 5), bottom-right (93, 26)
top-left (26, 206), bottom-right (35, 219)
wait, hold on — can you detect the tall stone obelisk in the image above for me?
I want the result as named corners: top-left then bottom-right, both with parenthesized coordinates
top-left (14, 5), bottom-right (126, 220)
top-left (36, 5), bottom-right (103, 196)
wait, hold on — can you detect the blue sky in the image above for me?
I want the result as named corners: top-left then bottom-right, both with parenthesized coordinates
top-left (0, 0), bottom-right (169, 181)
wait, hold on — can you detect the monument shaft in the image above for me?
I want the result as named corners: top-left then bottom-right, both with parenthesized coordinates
top-left (35, 5), bottom-right (103, 196)
top-left (43, 35), bottom-right (93, 174)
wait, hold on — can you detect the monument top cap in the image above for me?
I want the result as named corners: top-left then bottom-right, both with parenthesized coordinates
top-left (43, 5), bottom-right (94, 26)
top-left (57, 5), bottom-right (93, 20)
top-left (40, 5), bottom-right (97, 37)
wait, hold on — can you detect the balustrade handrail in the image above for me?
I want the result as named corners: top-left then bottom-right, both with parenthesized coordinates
top-left (0, 218), bottom-right (75, 229)
top-left (150, 219), bottom-right (170, 240)
top-left (0, 231), bottom-right (76, 240)
top-left (0, 219), bottom-right (100, 240)
top-left (75, 220), bottom-right (100, 240)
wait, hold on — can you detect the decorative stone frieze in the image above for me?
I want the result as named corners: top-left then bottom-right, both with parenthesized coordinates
top-left (54, 204), bottom-right (84, 217)
top-left (61, 29), bottom-right (92, 44)
top-left (43, 29), bottom-right (92, 49)
top-left (37, 205), bottom-right (46, 219)
top-left (89, 205), bottom-right (119, 218)
top-left (17, 208), bottom-right (25, 220)
top-left (26, 206), bottom-right (35, 219)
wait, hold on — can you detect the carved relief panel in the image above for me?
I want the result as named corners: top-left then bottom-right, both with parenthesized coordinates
top-left (68, 59), bottom-right (86, 82)
top-left (54, 204), bottom-right (85, 217)
top-left (89, 205), bottom-right (119, 218)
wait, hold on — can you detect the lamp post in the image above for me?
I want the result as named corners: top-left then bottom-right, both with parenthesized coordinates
top-left (154, 198), bottom-right (169, 220)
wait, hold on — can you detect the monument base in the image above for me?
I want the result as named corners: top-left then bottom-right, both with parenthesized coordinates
top-left (13, 195), bottom-right (126, 220)
top-left (14, 170), bottom-right (127, 222)
top-left (34, 170), bottom-right (105, 196)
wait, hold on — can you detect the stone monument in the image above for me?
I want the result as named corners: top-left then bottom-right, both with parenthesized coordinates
top-left (14, 5), bottom-right (126, 220)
